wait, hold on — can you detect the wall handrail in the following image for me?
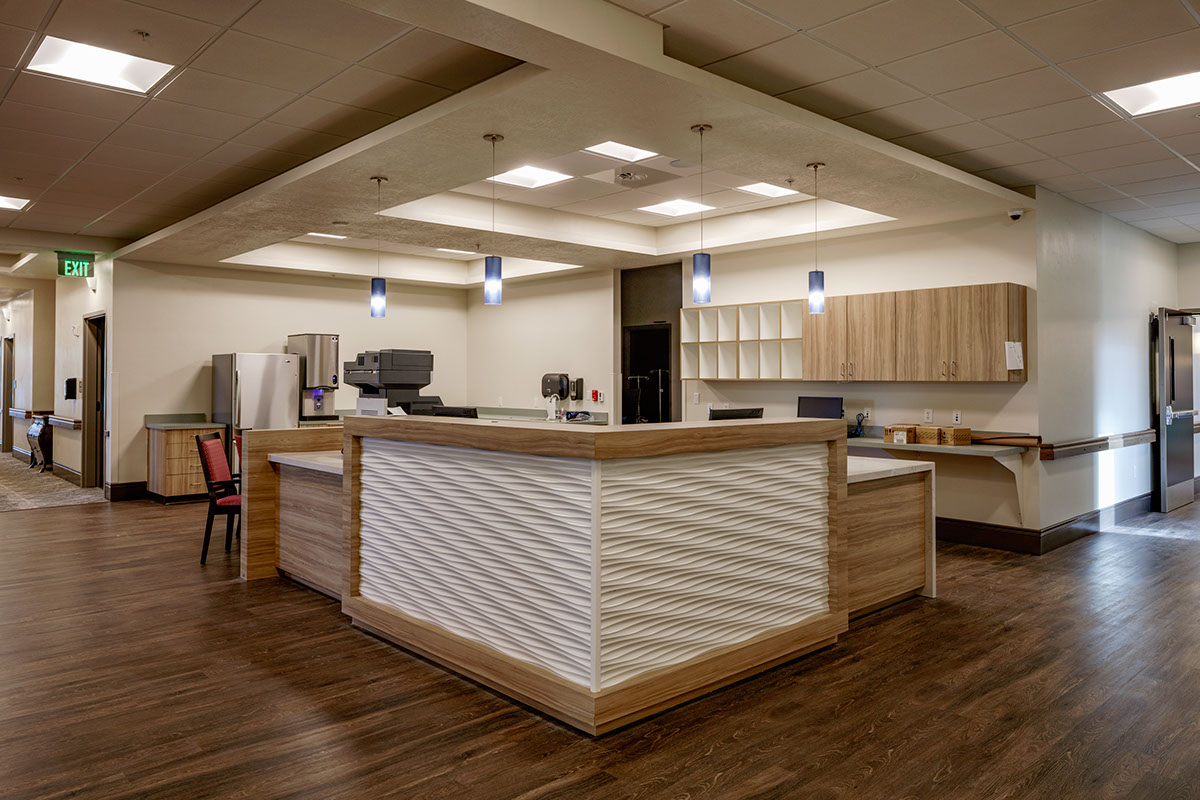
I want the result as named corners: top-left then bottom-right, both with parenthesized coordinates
top-left (1039, 429), bottom-right (1156, 461)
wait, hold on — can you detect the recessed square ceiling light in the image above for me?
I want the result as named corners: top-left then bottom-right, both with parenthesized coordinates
top-left (584, 141), bottom-right (658, 162)
top-left (28, 36), bottom-right (174, 94)
top-left (437, 248), bottom-right (477, 254)
top-left (638, 199), bottom-right (715, 217)
top-left (487, 165), bottom-right (572, 189)
top-left (1104, 70), bottom-right (1200, 116)
top-left (306, 232), bottom-right (347, 239)
top-left (737, 182), bottom-right (799, 198)
top-left (0, 195), bottom-right (31, 210)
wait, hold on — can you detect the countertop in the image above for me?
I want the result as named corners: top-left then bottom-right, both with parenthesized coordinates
top-left (848, 436), bottom-right (1027, 457)
top-left (847, 455), bottom-right (934, 484)
top-left (268, 450), bottom-right (343, 475)
top-left (146, 421), bottom-right (225, 431)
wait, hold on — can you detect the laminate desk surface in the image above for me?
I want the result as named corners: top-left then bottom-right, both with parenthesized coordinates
top-left (849, 436), bottom-right (1026, 457)
top-left (268, 450), bottom-right (343, 475)
top-left (847, 456), bottom-right (933, 484)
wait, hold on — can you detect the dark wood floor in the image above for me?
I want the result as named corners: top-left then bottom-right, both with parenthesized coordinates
top-left (4, 500), bottom-right (1200, 800)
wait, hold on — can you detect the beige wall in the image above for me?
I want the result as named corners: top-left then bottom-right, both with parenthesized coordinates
top-left (465, 269), bottom-right (616, 416)
top-left (1036, 188), bottom-right (1178, 528)
top-left (110, 260), bottom-right (469, 484)
top-left (680, 215), bottom-right (1038, 527)
top-left (52, 260), bottom-right (113, 474)
top-left (0, 277), bottom-right (56, 453)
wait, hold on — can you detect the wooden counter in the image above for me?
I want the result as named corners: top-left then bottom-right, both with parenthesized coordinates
top-left (342, 415), bottom-right (847, 735)
top-left (268, 451), bottom-right (343, 598)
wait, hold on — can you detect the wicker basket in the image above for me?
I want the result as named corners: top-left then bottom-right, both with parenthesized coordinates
top-left (914, 426), bottom-right (941, 445)
top-left (884, 424), bottom-right (917, 444)
top-left (939, 426), bottom-right (972, 446)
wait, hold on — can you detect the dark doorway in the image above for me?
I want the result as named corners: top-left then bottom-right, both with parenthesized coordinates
top-left (82, 314), bottom-right (105, 489)
top-left (622, 324), bottom-right (671, 424)
top-left (2, 335), bottom-right (12, 453)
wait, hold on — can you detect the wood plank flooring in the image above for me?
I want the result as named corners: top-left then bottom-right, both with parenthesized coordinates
top-left (3, 500), bottom-right (1200, 799)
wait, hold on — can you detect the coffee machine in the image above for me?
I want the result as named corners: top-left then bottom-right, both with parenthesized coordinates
top-left (286, 334), bottom-right (339, 420)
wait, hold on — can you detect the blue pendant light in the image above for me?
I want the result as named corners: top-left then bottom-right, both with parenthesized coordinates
top-left (370, 175), bottom-right (387, 317)
top-left (483, 133), bottom-right (504, 305)
top-left (370, 277), bottom-right (386, 318)
top-left (691, 123), bottom-right (712, 305)
top-left (808, 162), bottom-right (825, 315)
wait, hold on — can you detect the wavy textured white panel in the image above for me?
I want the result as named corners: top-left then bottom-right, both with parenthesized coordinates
top-left (358, 439), bottom-right (595, 687)
top-left (597, 444), bottom-right (830, 689)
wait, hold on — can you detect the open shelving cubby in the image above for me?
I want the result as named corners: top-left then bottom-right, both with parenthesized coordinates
top-left (780, 301), bottom-right (805, 339)
top-left (698, 307), bottom-right (719, 342)
top-left (738, 341), bottom-right (759, 379)
top-left (699, 342), bottom-right (718, 380)
top-left (759, 340), bottom-right (781, 380)
top-left (781, 339), bottom-right (803, 380)
top-left (738, 305), bottom-right (759, 340)
top-left (680, 308), bottom-right (699, 344)
top-left (717, 306), bottom-right (739, 341)
top-left (681, 342), bottom-right (699, 380)
top-left (717, 342), bottom-right (738, 379)
top-left (759, 303), bottom-right (781, 341)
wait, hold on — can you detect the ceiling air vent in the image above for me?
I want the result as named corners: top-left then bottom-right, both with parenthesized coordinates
top-left (585, 164), bottom-right (678, 189)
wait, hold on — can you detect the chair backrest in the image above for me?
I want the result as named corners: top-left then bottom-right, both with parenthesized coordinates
top-left (195, 433), bottom-right (231, 485)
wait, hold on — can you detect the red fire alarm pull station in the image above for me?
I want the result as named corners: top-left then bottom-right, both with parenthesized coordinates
top-left (591, 389), bottom-right (599, 402)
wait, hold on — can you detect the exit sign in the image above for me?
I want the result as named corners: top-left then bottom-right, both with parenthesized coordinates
top-left (56, 251), bottom-right (94, 278)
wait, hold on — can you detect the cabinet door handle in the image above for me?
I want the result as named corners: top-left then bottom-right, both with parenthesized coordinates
top-left (849, 362), bottom-right (854, 379)
top-left (951, 360), bottom-right (957, 377)
top-left (840, 362), bottom-right (846, 379)
top-left (941, 360), bottom-right (947, 378)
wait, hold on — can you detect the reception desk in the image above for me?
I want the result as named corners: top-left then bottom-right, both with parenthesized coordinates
top-left (341, 415), bottom-right (848, 734)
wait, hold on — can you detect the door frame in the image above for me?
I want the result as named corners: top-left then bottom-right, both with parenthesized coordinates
top-left (1151, 306), bottom-right (1196, 513)
top-left (1, 335), bottom-right (12, 453)
top-left (82, 312), bottom-right (105, 489)
top-left (621, 322), bottom-right (673, 424)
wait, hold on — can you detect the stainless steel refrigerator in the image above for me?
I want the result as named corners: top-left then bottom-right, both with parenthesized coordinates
top-left (212, 354), bottom-right (300, 454)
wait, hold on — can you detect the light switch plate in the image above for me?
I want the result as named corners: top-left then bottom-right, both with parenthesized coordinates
top-left (693, 392), bottom-right (700, 405)
top-left (923, 408), bottom-right (933, 423)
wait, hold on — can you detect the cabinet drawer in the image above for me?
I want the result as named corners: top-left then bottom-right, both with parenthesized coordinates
top-left (164, 455), bottom-right (204, 476)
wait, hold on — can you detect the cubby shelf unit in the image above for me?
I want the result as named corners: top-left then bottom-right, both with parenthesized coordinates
top-left (680, 301), bottom-right (805, 381)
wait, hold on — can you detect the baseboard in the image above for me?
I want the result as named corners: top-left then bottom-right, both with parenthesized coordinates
top-left (105, 481), bottom-right (147, 501)
top-left (12, 445), bottom-right (30, 460)
top-left (53, 462), bottom-right (82, 486)
top-left (938, 491), bottom-right (1152, 555)
top-left (146, 491), bottom-right (209, 505)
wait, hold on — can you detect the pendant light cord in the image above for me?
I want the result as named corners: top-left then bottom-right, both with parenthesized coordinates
top-left (491, 136), bottom-right (496, 244)
top-left (808, 162), bottom-right (824, 272)
top-left (699, 126), bottom-right (704, 250)
top-left (376, 176), bottom-right (382, 278)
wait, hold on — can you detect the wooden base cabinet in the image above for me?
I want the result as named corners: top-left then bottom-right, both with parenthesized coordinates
top-left (147, 426), bottom-right (224, 501)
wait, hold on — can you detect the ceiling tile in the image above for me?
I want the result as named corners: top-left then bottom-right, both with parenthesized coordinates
top-left (938, 67), bottom-right (1086, 119)
top-left (232, 120), bottom-right (349, 157)
top-left (361, 29), bottom-right (520, 92)
top-left (1060, 140), bottom-right (1174, 171)
top-left (1158, 131), bottom-right (1200, 156)
top-left (54, 162), bottom-right (163, 195)
top-left (778, 69), bottom-right (923, 118)
top-left (190, 30), bottom-right (347, 94)
top-left (1111, 207), bottom-right (1171, 221)
top-left (177, 159), bottom-right (276, 186)
top-left (105, 123), bottom-right (221, 157)
top-left (132, 175), bottom-right (241, 209)
top-left (0, 0), bottom-right (53, 29)
top-left (539, 151), bottom-right (625, 176)
top-left (972, 158), bottom-right (1078, 183)
top-left (0, 100), bottom-right (118, 141)
top-left (1025, 120), bottom-right (1149, 156)
top-left (839, 97), bottom-right (972, 138)
top-left (938, 141), bottom-right (1046, 171)
top-left (1088, 196), bottom-right (1150, 212)
top-left (652, 0), bottom-right (793, 65)
top-left (16, 215), bottom-right (88, 233)
top-left (1035, 172), bottom-right (1105, 192)
top-left (704, 34), bottom-right (862, 96)
top-left (890, 122), bottom-right (1013, 157)
top-left (985, 96), bottom-right (1119, 139)
top-left (85, 142), bottom-right (194, 173)
top-left (5, 72), bottom-right (143, 120)
top-left (1136, 106), bottom-right (1200, 139)
top-left (205, 141), bottom-right (309, 172)
top-left (1009, 0), bottom-right (1197, 63)
top-left (966, 0), bottom-right (1094, 26)
top-left (129, 0), bottom-right (257, 26)
top-left (808, 0), bottom-right (992, 66)
top-left (1061, 185), bottom-right (1125, 203)
top-left (742, 0), bottom-right (885, 30)
top-left (0, 125), bottom-right (94, 159)
top-left (157, 68), bottom-right (297, 118)
top-left (308, 65), bottom-right (451, 117)
top-left (47, 0), bottom-right (219, 65)
top-left (77, 219), bottom-right (151, 239)
top-left (234, 0), bottom-right (413, 61)
top-left (1059, 28), bottom-right (1200, 93)
top-left (0, 149), bottom-right (78, 179)
top-left (0, 21), bottom-right (31, 68)
top-left (127, 98), bottom-right (254, 140)
top-left (1138, 188), bottom-right (1200, 207)
top-left (268, 96), bottom-right (395, 138)
top-left (880, 31), bottom-right (1043, 95)
top-left (1089, 158), bottom-right (1195, 185)
top-left (557, 188), bottom-right (674, 216)
top-left (603, 0), bottom-right (678, 15)
top-left (1116, 172), bottom-right (1200, 197)
top-left (515, 179), bottom-right (627, 208)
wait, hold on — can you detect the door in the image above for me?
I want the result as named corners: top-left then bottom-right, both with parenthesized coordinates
top-left (1, 335), bottom-right (12, 452)
top-left (622, 324), bottom-right (671, 424)
top-left (802, 295), bottom-right (848, 381)
top-left (1153, 308), bottom-right (1195, 512)
top-left (847, 292), bottom-right (896, 381)
top-left (234, 354), bottom-right (299, 429)
top-left (896, 289), bottom-right (951, 381)
top-left (952, 284), bottom-right (1008, 381)
top-left (82, 314), bottom-right (105, 488)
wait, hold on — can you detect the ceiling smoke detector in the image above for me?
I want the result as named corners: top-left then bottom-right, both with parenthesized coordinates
top-left (588, 164), bottom-right (677, 189)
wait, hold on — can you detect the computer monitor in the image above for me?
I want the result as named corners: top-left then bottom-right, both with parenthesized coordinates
top-left (798, 396), bottom-right (843, 419)
top-left (709, 407), bottom-right (764, 421)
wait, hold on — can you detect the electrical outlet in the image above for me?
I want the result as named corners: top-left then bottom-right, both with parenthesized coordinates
top-left (923, 408), bottom-right (933, 423)
top-left (953, 409), bottom-right (961, 425)
top-left (497, 396), bottom-right (503, 407)
top-left (724, 402), bottom-right (730, 408)
top-left (692, 392), bottom-right (700, 405)
top-left (595, 390), bottom-right (603, 402)
top-left (862, 407), bottom-right (871, 421)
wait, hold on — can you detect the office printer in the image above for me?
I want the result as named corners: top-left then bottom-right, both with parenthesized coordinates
top-left (343, 349), bottom-right (442, 415)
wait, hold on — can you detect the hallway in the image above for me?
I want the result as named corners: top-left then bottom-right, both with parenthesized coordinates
top-left (0, 453), bottom-right (104, 512)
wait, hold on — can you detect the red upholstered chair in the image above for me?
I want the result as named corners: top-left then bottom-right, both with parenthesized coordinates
top-left (195, 432), bottom-right (241, 565)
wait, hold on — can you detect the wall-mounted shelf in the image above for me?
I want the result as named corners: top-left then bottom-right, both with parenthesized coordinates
top-left (681, 302), bottom-right (801, 381)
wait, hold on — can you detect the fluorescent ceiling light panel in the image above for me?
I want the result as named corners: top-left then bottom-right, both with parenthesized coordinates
top-left (306, 232), bottom-right (346, 239)
top-left (584, 141), bottom-right (657, 162)
top-left (28, 36), bottom-right (174, 93)
top-left (0, 195), bottom-right (31, 210)
top-left (738, 182), bottom-right (799, 198)
top-left (638, 199), bottom-right (715, 217)
top-left (487, 165), bottom-right (572, 189)
top-left (437, 248), bottom-right (477, 254)
top-left (1104, 70), bottom-right (1200, 116)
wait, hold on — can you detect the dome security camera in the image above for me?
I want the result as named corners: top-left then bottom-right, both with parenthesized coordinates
top-left (1009, 208), bottom-right (1025, 221)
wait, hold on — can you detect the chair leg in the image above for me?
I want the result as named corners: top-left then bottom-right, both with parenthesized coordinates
top-left (235, 511), bottom-right (242, 539)
top-left (201, 506), bottom-right (215, 565)
top-left (225, 513), bottom-right (234, 552)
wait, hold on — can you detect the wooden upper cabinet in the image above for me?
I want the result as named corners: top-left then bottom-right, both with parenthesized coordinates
top-left (847, 292), bottom-right (897, 381)
top-left (896, 283), bottom-right (1027, 382)
top-left (896, 289), bottom-right (949, 381)
top-left (802, 295), bottom-right (848, 381)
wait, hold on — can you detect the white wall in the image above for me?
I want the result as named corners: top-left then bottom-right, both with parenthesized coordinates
top-left (465, 269), bottom-right (616, 416)
top-left (681, 215), bottom-right (1038, 526)
top-left (111, 260), bottom-right (469, 484)
top-left (1036, 188), bottom-right (1178, 528)
top-left (53, 260), bottom-right (113, 474)
top-left (0, 277), bottom-right (56, 451)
